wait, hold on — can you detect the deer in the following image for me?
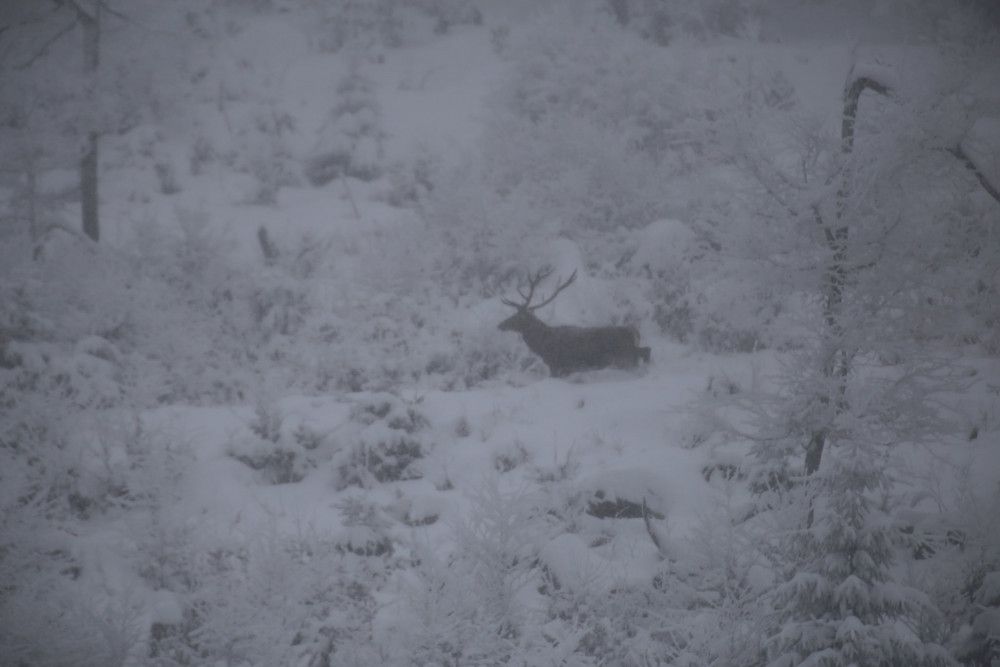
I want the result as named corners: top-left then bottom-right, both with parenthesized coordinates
top-left (498, 268), bottom-right (651, 377)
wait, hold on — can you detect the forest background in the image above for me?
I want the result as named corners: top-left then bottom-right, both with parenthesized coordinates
top-left (1, 0), bottom-right (999, 665)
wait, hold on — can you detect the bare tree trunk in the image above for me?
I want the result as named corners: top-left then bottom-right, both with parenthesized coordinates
top-left (79, 2), bottom-right (100, 242)
top-left (607, 0), bottom-right (629, 26)
top-left (27, 164), bottom-right (43, 260)
top-left (805, 75), bottom-right (891, 476)
top-left (81, 135), bottom-right (99, 241)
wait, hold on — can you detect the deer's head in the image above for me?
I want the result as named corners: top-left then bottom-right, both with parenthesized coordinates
top-left (498, 268), bottom-right (577, 333)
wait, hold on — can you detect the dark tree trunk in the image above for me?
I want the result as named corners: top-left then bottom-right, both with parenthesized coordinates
top-left (81, 133), bottom-right (99, 241)
top-left (79, 2), bottom-right (101, 242)
top-left (24, 160), bottom-right (42, 260)
top-left (608, 0), bottom-right (629, 26)
top-left (806, 75), bottom-right (891, 476)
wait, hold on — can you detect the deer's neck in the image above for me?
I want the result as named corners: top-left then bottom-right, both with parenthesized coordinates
top-left (518, 316), bottom-right (552, 352)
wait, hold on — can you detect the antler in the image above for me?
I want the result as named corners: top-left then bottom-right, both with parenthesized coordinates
top-left (502, 267), bottom-right (550, 308)
top-left (518, 267), bottom-right (553, 303)
top-left (529, 269), bottom-right (576, 311)
top-left (501, 267), bottom-right (577, 310)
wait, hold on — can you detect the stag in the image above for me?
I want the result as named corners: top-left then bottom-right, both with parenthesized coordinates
top-left (498, 268), bottom-right (651, 377)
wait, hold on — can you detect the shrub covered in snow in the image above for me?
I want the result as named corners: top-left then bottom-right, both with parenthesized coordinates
top-left (306, 63), bottom-right (386, 185)
top-left (335, 393), bottom-right (432, 489)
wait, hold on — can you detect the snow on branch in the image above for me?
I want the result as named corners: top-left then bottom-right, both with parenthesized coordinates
top-left (841, 69), bottom-right (892, 155)
top-left (818, 70), bottom-right (892, 230)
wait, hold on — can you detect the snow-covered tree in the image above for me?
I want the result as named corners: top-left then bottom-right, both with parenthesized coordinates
top-left (766, 440), bottom-right (954, 666)
top-left (955, 569), bottom-right (1000, 666)
top-left (738, 15), bottom-right (1000, 666)
top-left (306, 62), bottom-right (386, 188)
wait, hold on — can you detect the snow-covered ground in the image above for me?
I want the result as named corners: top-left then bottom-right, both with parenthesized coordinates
top-left (2, 2), bottom-right (999, 665)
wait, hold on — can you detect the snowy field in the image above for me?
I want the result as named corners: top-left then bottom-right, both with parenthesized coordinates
top-left (2, 1), bottom-right (999, 665)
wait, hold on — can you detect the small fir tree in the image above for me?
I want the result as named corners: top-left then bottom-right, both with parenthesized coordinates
top-left (306, 62), bottom-right (386, 187)
top-left (765, 439), bottom-right (955, 667)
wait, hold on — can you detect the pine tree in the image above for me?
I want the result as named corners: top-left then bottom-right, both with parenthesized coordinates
top-left (306, 62), bottom-right (386, 187)
top-left (765, 439), bottom-right (955, 667)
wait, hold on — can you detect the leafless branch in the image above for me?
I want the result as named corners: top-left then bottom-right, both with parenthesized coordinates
top-left (97, 1), bottom-right (127, 22)
top-left (642, 498), bottom-right (666, 556)
top-left (55, 0), bottom-right (127, 22)
top-left (15, 17), bottom-right (77, 69)
top-left (57, 0), bottom-right (95, 20)
top-left (947, 143), bottom-right (1000, 207)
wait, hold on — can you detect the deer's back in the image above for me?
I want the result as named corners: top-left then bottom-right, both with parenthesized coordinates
top-left (530, 324), bottom-right (641, 373)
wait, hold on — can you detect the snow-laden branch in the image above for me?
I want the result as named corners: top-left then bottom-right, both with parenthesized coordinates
top-left (841, 72), bottom-right (892, 155)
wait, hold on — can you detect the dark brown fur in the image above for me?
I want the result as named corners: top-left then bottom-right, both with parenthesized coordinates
top-left (499, 269), bottom-right (651, 377)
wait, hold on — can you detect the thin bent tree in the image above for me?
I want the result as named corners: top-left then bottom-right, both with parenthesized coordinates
top-left (805, 74), bottom-right (890, 476)
top-left (805, 71), bottom-right (999, 477)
